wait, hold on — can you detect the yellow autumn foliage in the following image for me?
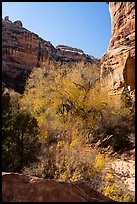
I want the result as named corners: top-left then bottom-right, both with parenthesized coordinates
top-left (20, 61), bottom-right (134, 202)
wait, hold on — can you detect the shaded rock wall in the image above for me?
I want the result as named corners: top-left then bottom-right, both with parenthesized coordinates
top-left (2, 172), bottom-right (116, 202)
top-left (2, 18), bottom-right (55, 93)
top-left (101, 2), bottom-right (135, 95)
top-left (2, 17), bottom-right (95, 93)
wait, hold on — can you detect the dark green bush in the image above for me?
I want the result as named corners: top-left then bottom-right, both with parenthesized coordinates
top-left (2, 89), bottom-right (41, 172)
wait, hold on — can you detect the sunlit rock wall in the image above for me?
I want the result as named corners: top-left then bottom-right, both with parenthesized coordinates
top-left (101, 2), bottom-right (135, 97)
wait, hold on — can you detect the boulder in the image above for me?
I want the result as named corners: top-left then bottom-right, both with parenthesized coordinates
top-left (2, 172), bottom-right (116, 202)
top-left (14, 20), bottom-right (23, 27)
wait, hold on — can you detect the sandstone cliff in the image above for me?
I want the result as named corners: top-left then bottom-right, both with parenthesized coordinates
top-left (2, 16), bottom-right (96, 93)
top-left (101, 2), bottom-right (135, 96)
top-left (2, 172), bottom-right (115, 202)
top-left (3, 2), bottom-right (135, 96)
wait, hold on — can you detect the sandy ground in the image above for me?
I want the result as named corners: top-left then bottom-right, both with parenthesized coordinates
top-left (110, 159), bottom-right (135, 194)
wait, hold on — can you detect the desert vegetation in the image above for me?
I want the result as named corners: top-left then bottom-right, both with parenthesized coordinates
top-left (2, 61), bottom-right (135, 202)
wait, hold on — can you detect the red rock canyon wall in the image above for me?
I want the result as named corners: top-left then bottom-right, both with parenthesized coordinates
top-left (101, 2), bottom-right (135, 96)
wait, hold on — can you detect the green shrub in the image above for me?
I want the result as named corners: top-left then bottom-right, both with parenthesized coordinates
top-left (2, 89), bottom-right (41, 172)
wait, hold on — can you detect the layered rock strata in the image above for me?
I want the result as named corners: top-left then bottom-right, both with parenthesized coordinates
top-left (3, 2), bottom-right (135, 95)
top-left (2, 17), bottom-right (95, 93)
top-left (2, 172), bottom-right (115, 202)
top-left (101, 2), bottom-right (135, 96)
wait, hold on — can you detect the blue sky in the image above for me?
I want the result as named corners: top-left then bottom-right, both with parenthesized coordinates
top-left (2, 2), bottom-right (111, 59)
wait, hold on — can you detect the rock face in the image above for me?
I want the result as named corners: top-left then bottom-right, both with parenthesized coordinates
top-left (2, 17), bottom-right (95, 93)
top-left (56, 44), bottom-right (85, 54)
top-left (3, 3), bottom-right (135, 95)
top-left (2, 172), bottom-right (115, 202)
top-left (101, 2), bottom-right (135, 96)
